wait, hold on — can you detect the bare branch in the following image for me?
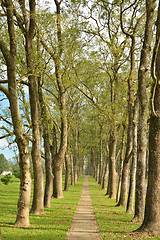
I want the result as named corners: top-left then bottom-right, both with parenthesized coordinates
top-left (0, 80), bottom-right (8, 83)
top-left (0, 133), bottom-right (10, 139)
top-left (40, 37), bottom-right (56, 61)
top-left (0, 126), bottom-right (13, 136)
top-left (121, 0), bottom-right (138, 14)
top-left (0, 115), bottom-right (13, 125)
top-left (73, 84), bottom-right (103, 114)
top-left (120, 1), bottom-right (132, 38)
top-left (13, 8), bottom-right (25, 33)
top-left (42, 86), bottom-right (58, 102)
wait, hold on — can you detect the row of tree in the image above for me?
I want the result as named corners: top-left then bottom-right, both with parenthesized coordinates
top-left (0, 0), bottom-right (159, 235)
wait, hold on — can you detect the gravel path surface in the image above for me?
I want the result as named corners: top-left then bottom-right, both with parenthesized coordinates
top-left (66, 176), bottom-right (102, 240)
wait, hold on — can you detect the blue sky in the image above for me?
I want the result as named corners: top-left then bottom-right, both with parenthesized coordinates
top-left (0, 92), bottom-right (16, 160)
top-left (0, 145), bottom-right (15, 160)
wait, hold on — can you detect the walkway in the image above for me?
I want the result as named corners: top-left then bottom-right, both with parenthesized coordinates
top-left (66, 176), bottom-right (102, 240)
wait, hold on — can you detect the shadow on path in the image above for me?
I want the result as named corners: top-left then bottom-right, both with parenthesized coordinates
top-left (66, 176), bottom-right (102, 240)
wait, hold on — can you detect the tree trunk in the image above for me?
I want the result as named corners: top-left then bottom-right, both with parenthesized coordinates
top-left (64, 149), bottom-right (70, 191)
top-left (133, 0), bottom-right (155, 223)
top-left (14, 138), bottom-right (31, 226)
top-left (16, 0), bottom-right (44, 215)
top-left (117, 66), bottom-right (134, 207)
top-left (102, 163), bottom-right (108, 190)
top-left (107, 130), bottom-right (117, 199)
top-left (37, 31), bottom-right (53, 208)
top-left (116, 126), bottom-right (125, 203)
top-left (50, 1), bottom-right (68, 198)
top-left (39, 87), bottom-right (53, 208)
top-left (98, 124), bottom-right (103, 185)
top-left (127, 99), bottom-right (138, 213)
top-left (117, 1), bottom-right (139, 207)
top-left (52, 78), bottom-right (67, 198)
top-left (139, 93), bottom-right (160, 234)
top-left (96, 163), bottom-right (100, 183)
top-left (28, 74), bottom-right (44, 215)
top-left (73, 123), bottom-right (78, 184)
top-left (53, 160), bottom-right (64, 198)
top-left (71, 154), bottom-right (74, 185)
top-left (137, 1), bottom-right (160, 234)
top-left (90, 148), bottom-right (95, 177)
top-left (43, 132), bottom-right (53, 208)
top-left (139, 105), bottom-right (160, 234)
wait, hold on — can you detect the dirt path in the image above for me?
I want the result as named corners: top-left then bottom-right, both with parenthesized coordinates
top-left (66, 176), bottom-right (102, 240)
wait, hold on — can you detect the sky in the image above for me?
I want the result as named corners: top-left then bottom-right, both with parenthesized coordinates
top-left (0, 143), bottom-right (15, 160)
top-left (0, 101), bottom-right (16, 160)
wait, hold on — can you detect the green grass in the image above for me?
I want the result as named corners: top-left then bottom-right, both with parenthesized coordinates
top-left (88, 176), bottom-right (160, 240)
top-left (0, 175), bottom-right (85, 240)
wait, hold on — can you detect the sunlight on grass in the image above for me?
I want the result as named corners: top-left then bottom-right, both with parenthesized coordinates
top-left (88, 176), bottom-right (160, 240)
top-left (0, 175), bottom-right (84, 240)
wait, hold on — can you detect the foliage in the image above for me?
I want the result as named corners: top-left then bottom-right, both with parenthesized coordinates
top-left (1, 174), bottom-right (13, 185)
top-left (0, 154), bottom-right (9, 174)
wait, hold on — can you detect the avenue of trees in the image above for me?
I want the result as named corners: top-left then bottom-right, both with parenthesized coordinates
top-left (0, 0), bottom-right (159, 235)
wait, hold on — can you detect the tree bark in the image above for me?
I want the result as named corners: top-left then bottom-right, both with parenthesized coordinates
top-left (98, 124), bottom-right (103, 185)
top-left (137, 0), bottom-right (160, 234)
top-left (127, 99), bottom-right (138, 213)
top-left (71, 153), bottom-right (74, 185)
top-left (27, 45), bottom-right (44, 214)
top-left (53, 160), bottom-right (64, 198)
top-left (73, 124), bottom-right (78, 184)
top-left (96, 163), bottom-right (100, 183)
top-left (116, 126), bottom-right (125, 203)
top-left (36, 31), bottom-right (53, 208)
top-left (13, 0), bottom-right (44, 215)
top-left (26, 8), bottom-right (44, 215)
top-left (64, 149), bottom-right (70, 191)
top-left (133, 0), bottom-right (155, 222)
top-left (102, 163), bottom-right (108, 191)
top-left (43, 131), bottom-right (53, 207)
top-left (117, 0), bottom-right (142, 207)
top-left (117, 0), bottom-right (147, 210)
top-left (14, 0), bottom-right (45, 213)
top-left (45, 0), bottom-right (67, 198)
top-left (107, 130), bottom-right (117, 199)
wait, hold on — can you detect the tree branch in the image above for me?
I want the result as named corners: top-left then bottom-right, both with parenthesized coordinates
top-left (0, 35), bottom-right (11, 65)
top-left (0, 80), bottom-right (8, 84)
top-left (0, 115), bottom-right (13, 125)
top-left (0, 133), bottom-right (10, 139)
top-left (0, 84), bottom-right (9, 98)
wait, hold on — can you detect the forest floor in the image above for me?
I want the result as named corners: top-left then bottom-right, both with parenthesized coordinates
top-left (66, 176), bottom-right (102, 240)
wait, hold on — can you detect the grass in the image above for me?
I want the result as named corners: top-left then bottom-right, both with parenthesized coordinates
top-left (0, 175), bottom-right (85, 240)
top-left (88, 176), bottom-right (160, 240)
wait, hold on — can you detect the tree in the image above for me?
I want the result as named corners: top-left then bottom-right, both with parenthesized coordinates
top-left (133, 0), bottom-right (156, 222)
top-left (39, 85), bottom-right (53, 208)
top-left (126, 98), bottom-right (138, 213)
top-left (1, 174), bottom-right (13, 185)
top-left (136, 0), bottom-right (160, 234)
top-left (13, 0), bottom-right (45, 214)
top-left (117, 0), bottom-right (145, 207)
top-left (0, 154), bottom-right (9, 173)
top-left (0, 0), bottom-right (31, 227)
top-left (41, 0), bottom-right (68, 198)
